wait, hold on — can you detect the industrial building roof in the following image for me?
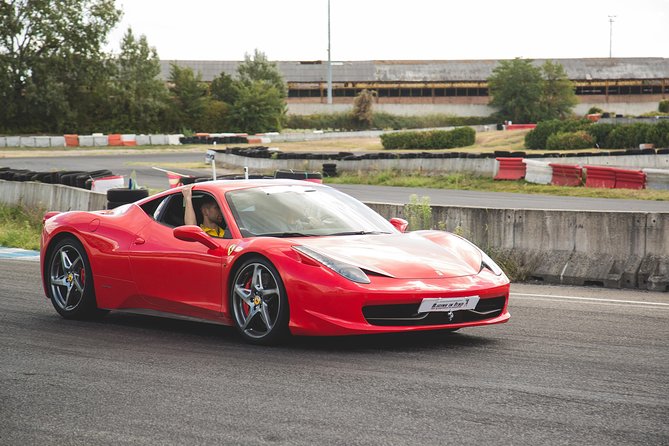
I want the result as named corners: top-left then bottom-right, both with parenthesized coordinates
top-left (159, 58), bottom-right (669, 83)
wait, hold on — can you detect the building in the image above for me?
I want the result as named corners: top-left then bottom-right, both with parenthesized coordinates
top-left (159, 58), bottom-right (669, 117)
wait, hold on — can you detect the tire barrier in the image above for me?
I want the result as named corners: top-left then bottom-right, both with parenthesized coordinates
top-left (0, 168), bottom-right (115, 190)
top-left (494, 158), bottom-right (526, 180)
top-left (522, 159), bottom-right (552, 185)
top-left (106, 187), bottom-right (149, 209)
top-left (322, 163), bottom-right (338, 177)
top-left (550, 164), bottom-right (583, 187)
top-left (179, 134), bottom-right (249, 145)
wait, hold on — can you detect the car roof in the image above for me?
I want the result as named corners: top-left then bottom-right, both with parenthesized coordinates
top-left (138, 179), bottom-right (329, 204)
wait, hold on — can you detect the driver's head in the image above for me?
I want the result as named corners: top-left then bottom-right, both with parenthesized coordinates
top-left (200, 197), bottom-right (223, 225)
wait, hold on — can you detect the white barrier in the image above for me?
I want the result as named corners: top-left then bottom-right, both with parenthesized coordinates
top-left (135, 135), bottom-right (151, 145)
top-left (522, 159), bottom-right (552, 184)
top-left (0, 137), bottom-right (6, 148)
top-left (50, 136), bottom-right (66, 147)
top-left (167, 134), bottom-right (183, 145)
top-left (643, 168), bottom-right (669, 190)
top-left (20, 137), bottom-right (36, 148)
top-left (149, 134), bottom-right (168, 145)
top-left (34, 136), bottom-right (51, 148)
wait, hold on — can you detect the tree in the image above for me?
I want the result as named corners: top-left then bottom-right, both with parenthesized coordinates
top-left (210, 71), bottom-right (237, 104)
top-left (0, 0), bottom-right (121, 132)
top-left (352, 89), bottom-right (377, 129)
top-left (227, 80), bottom-right (285, 133)
top-left (111, 28), bottom-right (170, 133)
top-left (168, 64), bottom-right (208, 131)
top-left (539, 60), bottom-right (577, 120)
top-left (237, 49), bottom-right (286, 97)
top-left (488, 58), bottom-right (543, 124)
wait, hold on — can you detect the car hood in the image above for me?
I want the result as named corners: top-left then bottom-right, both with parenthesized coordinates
top-left (297, 232), bottom-right (482, 279)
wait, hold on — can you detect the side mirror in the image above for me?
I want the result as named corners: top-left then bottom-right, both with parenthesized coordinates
top-left (389, 217), bottom-right (408, 233)
top-left (173, 225), bottom-right (220, 250)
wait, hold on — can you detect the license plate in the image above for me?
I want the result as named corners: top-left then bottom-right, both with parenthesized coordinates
top-left (418, 296), bottom-right (480, 313)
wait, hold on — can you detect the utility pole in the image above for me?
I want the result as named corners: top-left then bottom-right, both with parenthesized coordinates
top-left (327, 0), bottom-right (333, 105)
top-left (608, 15), bottom-right (616, 58)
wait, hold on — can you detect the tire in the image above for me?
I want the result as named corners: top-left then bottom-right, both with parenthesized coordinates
top-left (46, 236), bottom-right (106, 319)
top-left (106, 188), bottom-right (149, 203)
top-left (229, 256), bottom-right (289, 345)
top-left (106, 201), bottom-right (127, 209)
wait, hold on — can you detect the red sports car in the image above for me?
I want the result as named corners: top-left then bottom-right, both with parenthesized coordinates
top-left (41, 180), bottom-right (510, 344)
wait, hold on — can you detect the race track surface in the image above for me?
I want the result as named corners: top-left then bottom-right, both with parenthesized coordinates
top-left (1, 258), bottom-right (667, 445)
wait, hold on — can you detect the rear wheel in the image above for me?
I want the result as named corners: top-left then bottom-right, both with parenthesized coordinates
top-left (47, 237), bottom-right (106, 319)
top-left (230, 257), bottom-right (289, 345)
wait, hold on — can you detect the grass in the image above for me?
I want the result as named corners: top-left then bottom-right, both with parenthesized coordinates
top-left (325, 171), bottom-right (669, 201)
top-left (0, 204), bottom-right (43, 250)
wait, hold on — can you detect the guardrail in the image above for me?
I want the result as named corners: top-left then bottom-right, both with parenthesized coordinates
top-left (1, 179), bottom-right (666, 291)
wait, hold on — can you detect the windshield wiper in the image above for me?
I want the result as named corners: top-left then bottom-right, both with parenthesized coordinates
top-left (255, 232), bottom-right (311, 238)
top-left (327, 230), bottom-right (391, 236)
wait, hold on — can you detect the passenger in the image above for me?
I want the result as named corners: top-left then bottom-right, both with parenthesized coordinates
top-left (182, 185), bottom-right (225, 237)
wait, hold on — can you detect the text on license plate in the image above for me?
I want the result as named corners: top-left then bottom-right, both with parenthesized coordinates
top-left (417, 296), bottom-right (480, 313)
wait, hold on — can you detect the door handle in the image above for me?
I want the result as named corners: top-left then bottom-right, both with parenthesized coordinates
top-left (134, 237), bottom-right (145, 245)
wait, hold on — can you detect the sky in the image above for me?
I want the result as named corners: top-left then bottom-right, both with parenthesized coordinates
top-left (105, 0), bottom-right (669, 61)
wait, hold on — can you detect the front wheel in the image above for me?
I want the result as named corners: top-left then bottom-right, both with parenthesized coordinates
top-left (47, 236), bottom-right (106, 319)
top-left (230, 257), bottom-right (289, 345)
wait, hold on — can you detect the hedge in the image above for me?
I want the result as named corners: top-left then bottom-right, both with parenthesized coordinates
top-left (545, 131), bottom-right (595, 150)
top-left (586, 120), bottom-right (669, 149)
top-left (285, 113), bottom-right (491, 131)
top-left (524, 119), bottom-right (590, 150)
top-left (380, 127), bottom-right (476, 150)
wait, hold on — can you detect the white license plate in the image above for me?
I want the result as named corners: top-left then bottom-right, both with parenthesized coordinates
top-left (418, 296), bottom-right (480, 313)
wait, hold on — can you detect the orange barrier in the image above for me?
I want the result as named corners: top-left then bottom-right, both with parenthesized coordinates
top-left (64, 134), bottom-right (79, 147)
top-left (506, 124), bottom-right (537, 130)
top-left (108, 134), bottom-right (123, 146)
top-left (612, 168), bottom-right (646, 190)
top-left (550, 164), bottom-right (583, 187)
top-left (584, 166), bottom-right (616, 188)
top-left (122, 140), bottom-right (137, 146)
top-left (494, 158), bottom-right (526, 180)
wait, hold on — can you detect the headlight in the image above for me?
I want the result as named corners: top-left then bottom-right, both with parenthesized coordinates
top-left (480, 251), bottom-right (503, 276)
top-left (293, 246), bottom-right (370, 284)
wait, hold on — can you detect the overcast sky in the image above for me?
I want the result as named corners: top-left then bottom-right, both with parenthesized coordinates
top-left (105, 0), bottom-right (669, 61)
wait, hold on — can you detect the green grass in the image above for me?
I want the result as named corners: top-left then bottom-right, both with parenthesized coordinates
top-left (0, 204), bottom-right (43, 250)
top-left (325, 171), bottom-right (669, 201)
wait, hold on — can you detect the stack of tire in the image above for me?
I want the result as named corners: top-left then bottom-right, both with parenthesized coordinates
top-left (322, 163), bottom-right (338, 177)
top-left (0, 168), bottom-right (114, 190)
top-left (106, 188), bottom-right (149, 209)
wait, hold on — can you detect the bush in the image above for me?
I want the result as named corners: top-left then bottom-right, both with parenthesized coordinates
top-left (524, 119), bottom-right (591, 150)
top-left (586, 123), bottom-right (617, 148)
top-left (587, 106), bottom-right (604, 115)
top-left (545, 131), bottom-right (595, 150)
top-left (380, 126), bottom-right (475, 150)
top-left (659, 100), bottom-right (669, 113)
top-left (285, 113), bottom-right (492, 131)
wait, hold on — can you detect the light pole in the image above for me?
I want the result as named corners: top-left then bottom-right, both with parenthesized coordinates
top-left (608, 15), bottom-right (616, 58)
top-left (327, 0), bottom-right (333, 105)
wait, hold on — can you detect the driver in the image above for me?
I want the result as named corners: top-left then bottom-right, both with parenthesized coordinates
top-left (182, 185), bottom-right (225, 237)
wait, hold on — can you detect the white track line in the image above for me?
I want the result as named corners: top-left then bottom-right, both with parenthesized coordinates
top-left (512, 292), bottom-right (669, 307)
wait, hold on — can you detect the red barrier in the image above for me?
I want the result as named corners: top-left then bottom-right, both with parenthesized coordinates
top-left (612, 168), bottom-right (646, 190)
top-left (584, 166), bottom-right (616, 188)
top-left (550, 164), bottom-right (583, 187)
top-left (495, 158), bottom-right (526, 180)
top-left (505, 124), bottom-right (537, 130)
top-left (64, 134), bottom-right (79, 147)
top-left (108, 134), bottom-right (123, 146)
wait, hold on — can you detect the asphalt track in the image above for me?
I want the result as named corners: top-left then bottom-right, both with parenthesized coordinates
top-left (2, 153), bottom-right (669, 211)
top-left (1, 258), bottom-right (667, 445)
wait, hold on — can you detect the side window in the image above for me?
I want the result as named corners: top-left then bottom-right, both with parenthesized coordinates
top-left (139, 195), bottom-right (168, 220)
top-left (192, 192), bottom-right (229, 239)
top-left (157, 194), bottom-right (185, 228)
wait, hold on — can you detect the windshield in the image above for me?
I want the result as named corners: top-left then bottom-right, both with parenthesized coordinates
top-left (226, 185), bottom-right (397, 237)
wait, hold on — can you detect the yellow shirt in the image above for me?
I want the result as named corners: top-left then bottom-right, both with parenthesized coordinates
top-left (201, 225), bottom-right (225, 238)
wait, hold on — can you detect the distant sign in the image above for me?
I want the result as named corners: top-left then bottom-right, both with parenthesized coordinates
top-left (205, 150), bottom-right (216, 164)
